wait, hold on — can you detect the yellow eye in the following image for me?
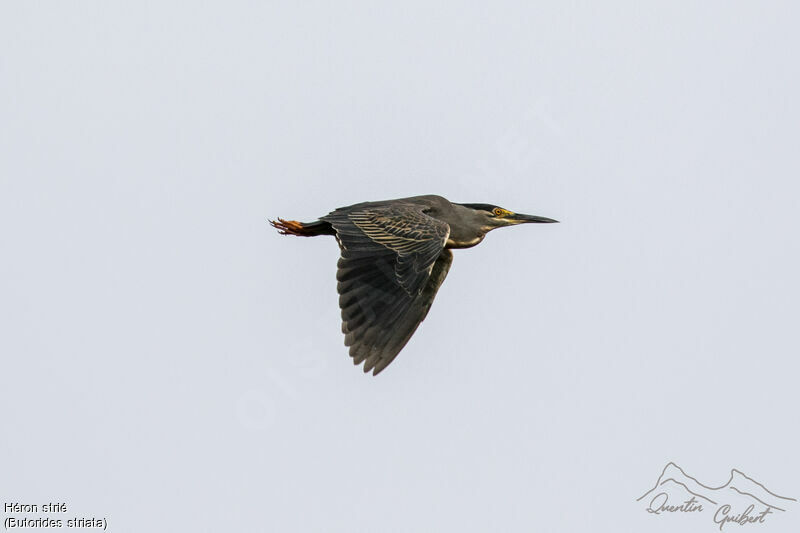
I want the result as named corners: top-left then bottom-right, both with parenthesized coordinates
top-left (493, 208), bottom-right (509, 217)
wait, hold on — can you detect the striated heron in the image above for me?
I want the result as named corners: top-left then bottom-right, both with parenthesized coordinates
top-left (270, 194), bottom-right (558, 375)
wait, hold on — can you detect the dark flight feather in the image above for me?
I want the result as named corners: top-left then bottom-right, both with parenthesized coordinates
top-left (321, 203), bottom-right (451, 374)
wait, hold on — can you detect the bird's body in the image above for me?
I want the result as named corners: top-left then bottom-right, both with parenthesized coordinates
top-left (271, 194), bottom-right (557, 375)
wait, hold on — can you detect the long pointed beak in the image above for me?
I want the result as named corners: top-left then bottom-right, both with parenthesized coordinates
top-left (510, 213), bottom-right (559, 224)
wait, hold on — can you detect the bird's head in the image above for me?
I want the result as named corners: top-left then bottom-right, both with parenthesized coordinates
top-left (458, 203), bottom-right (559, 232)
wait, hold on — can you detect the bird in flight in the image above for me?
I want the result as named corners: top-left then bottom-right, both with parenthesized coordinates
top-left (270, 194), bottom-right (558, 375)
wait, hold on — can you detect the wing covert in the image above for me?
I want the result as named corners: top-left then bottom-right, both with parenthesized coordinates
top-left (320, 203), bottom-right (452, 374)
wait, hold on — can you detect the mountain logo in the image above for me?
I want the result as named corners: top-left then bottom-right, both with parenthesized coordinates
top-left (637, 462), bottom-right (796, 530)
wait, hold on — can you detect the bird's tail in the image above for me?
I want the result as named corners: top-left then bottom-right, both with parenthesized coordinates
top-left (269, 218), bottom-right (335, 237)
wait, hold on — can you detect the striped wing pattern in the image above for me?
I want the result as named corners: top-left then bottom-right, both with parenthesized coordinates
top-left (321, 203), bottom-right (451, 374)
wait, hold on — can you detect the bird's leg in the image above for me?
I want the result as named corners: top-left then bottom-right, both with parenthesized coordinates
top-left (269, 218), bottom-right (335, 237)
top-left (270, 218), bottom-right (306, 236)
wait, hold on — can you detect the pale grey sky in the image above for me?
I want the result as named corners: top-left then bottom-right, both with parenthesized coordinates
top-left (2, 2), bottom-right (799, 532)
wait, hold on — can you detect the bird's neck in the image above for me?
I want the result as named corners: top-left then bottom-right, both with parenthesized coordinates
top-left (444, 203), bottom-right (491, 248)
top-left (446, 233), bottom-right (487, 249)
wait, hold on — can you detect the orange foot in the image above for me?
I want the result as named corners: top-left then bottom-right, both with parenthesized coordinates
top-left (269, 218), bottom-right (307, 236)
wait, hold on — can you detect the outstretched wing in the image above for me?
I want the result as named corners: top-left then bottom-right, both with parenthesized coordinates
top-left (321, 203), bottom-right (452, 374)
